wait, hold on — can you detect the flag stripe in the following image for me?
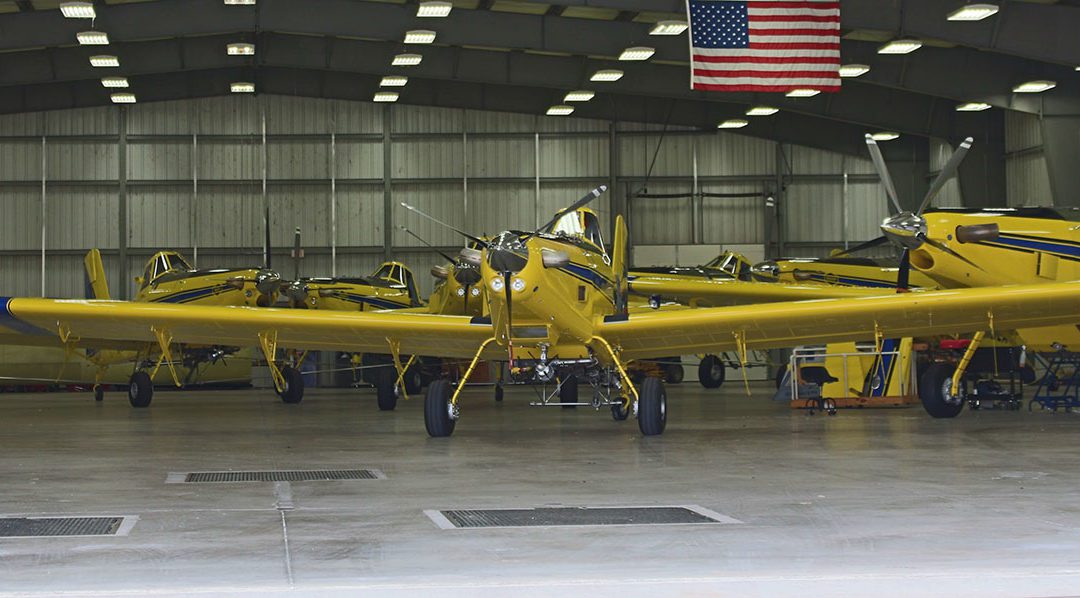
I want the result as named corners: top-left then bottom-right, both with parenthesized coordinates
top-left (694, 83), bottom-right (842, 92)
top-left (750, 21), bottom-right (840, 29)
top-left (694, 76), bottom-right (840, 86)
top-left (746, 1), bottom-right (839, 7)
top-left (749, 28), bottom-right (839, 35)
top-left (694, 69), bottom-right (843, 79)
top-left (694, 61), bottom-right (839, 71)
top-left (693, 52), bottom-right (840, 63)
top-left (750, 14), bottom-right (840, 22)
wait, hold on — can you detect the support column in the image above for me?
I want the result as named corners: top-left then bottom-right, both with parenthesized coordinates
top-left (773, 142), bottom-right (786, 257)
top-left (39, 134), bottom-right (46, 298)
top-left (118, 107), bottom-right (129, 300)
top-left (608, 121), bottom-right (618, 240)
top-left (382, 104), bottom-right (392, 261)
top-left (1040, 115), bottom-right (1080, 207)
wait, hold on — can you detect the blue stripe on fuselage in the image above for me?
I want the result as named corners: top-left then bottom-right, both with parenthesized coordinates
top-left (153, 285), bottom-right (235, 304)
top-left (986, 235), bottom-right (1080, 260)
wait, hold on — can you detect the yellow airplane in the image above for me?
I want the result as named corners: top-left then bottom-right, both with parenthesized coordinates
top-left (751, 255), bottom-right (938, 290)
top-left (79, 248), bottom-right (288, 406)
top-left (1, 185), bottom-right (1078, 438)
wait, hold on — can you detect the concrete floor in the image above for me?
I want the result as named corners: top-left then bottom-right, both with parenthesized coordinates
top-left (1, 382), bottom-right (1079, 597)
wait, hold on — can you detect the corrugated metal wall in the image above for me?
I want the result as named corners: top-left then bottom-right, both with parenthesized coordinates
top-left (1004, 112), bottom-right (1052, 207)
top-left (1, 94), bottom-right (913, 298)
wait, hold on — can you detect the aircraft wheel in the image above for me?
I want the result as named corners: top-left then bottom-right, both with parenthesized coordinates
top-left (403, 363), bottom-right (423, 395)
top-left (637, 377), bottom-right (667, 436)
top-left (127, 372), bottom-right (153, 408)
top-left (279, 367), bottom-right (304, 404)
top-left (919, 363), bottom-right (965, 418)
top-left (665, 363), bottom-right (684, 384)
top-left (494, 384), bottom-right (504, 402)
top-left (424, 379), bottom-right (456, 437)
top-left (559, 375), bottom-right (578, 409)
top-left (698, 355), bottom-right (725, 389)
top-left (94, 386), bottom-right (104, 402)
top-left (611, 397), bottom-right (630, 421)
top-left (375, 367), bottom-right (398, 411)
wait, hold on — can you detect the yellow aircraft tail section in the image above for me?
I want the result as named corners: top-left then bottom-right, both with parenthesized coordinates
top-left (83, 249), bottom-right (111, 300)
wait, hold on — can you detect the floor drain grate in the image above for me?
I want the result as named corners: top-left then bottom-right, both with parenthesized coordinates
top-left (0, 516), bottom-right (132, 538)
top-left (425, 505), bottom-right (741, 529)
top-left (168, 469), bottom-right (385, 483)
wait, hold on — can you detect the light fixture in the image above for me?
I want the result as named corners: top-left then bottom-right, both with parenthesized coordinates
top-left (839, 64), bottom-right (870, 78)
top-left (546, 105), bottom-right (575, 116)
top-left (231, 82), bottom-right (256, 93)
top-left (77, 31), bottom-right (109, 46)
top-left (392, 54), bottom-right (423, 67)
top-left (374, 91), bottom-right (400, 102)
top-left (59, 2), bottom-right (95, 18)
top-left (380, 76), bottom-right (408, 87)
top-left (956, 101), bottom-right (992, 112)
top-left (404, 30), bottom-right (436, 44)
top-left (947, 3), bottom-right (999, 21)
top-left (110, 93), bottom-right (136, 104)
top-left (90, 55), bottom-right (120, 68)
top-left (785, 88), bottom-right (820, 98)
top-left (746, 106), bottom-right (779, 116)
top-left (650, 20), bottom-right (688, 35)
top-left (100, 77), bottom-right (129, 88)
top-left (590, 69), bottom-right (624, 82)
top-left (227, 43), bottom-right (255, 56)
top-left (563, 90), bottom-right (595, 102)
top-left (717, 119), bottom-right (749, 129)
top-left (619, 46), bottom-right (655, 61)
top-left (223, 0), bottom-right (256, 4)
top-left (870, 132), bottom-right (900, 141)
top-left (417, 1), bottom-right (452, 17)
top-left (878, 39), bottom-right (922, 54)
top-left (1012, 80), bottom-right (1056, 93)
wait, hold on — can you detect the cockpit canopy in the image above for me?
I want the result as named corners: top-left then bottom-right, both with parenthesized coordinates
top-left (139, 251), bottom-right (193, 288)
top-left (373, 262), bottom-right (420, 305)
top-left (546, 208), bottom-right (605, 249)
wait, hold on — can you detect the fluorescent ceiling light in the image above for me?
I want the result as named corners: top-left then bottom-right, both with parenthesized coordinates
top-left (650, 20), bottom-right (688, 35)
top-left (1012, 80), bottom-right (1056, 93)
top-left (374, 91), bottom-right (400, 103)
top-left (870, 132), bottom-right (900, 141)
top-left (417, 1), bottom-right (452, 17)
top-left (956, 101), bottom-right (991, 112)
top-left (224, 0), bottom-right (256, 4)
top-left (717, 119), bottom-right (749, 129)
top-left (563, 90), bottom-right (595, 102)
top-left (227, 43), bottom-right (255, 55)
top-left (231, 82), bottom-right (256, 93)
top-left (380, 76), bottom-right (409, 87)
top-left (77, 31), bottom-right (109, 46)
top-left (746, 106), bottom-right (779, 116)
top-left (947, 3), bottom-right (999, 21)
top-left (839, 64), bottom-right (870, 78)
top-left (59, 2), bottom-right (95, 18)
top-left (101, 77), bottom-right (129, 88)
top-left (590, 69), bottom-right (624, 82)
top-left (878, 39), bottom-right (922, 54)
top-left (546, 105), bottom-right (575, 116)
top-left (110, 93), bottom-right (136, 104)
top-left (619, 46), bottom-right (655, 61)
top-left (785, 88), bottom-right (820, 98)
top-left (404, 30), bottom-right (436, 44)
top-left (392, 53), bottom-right (423, 66)
top-left (90, 55), bottom-right (120, 68)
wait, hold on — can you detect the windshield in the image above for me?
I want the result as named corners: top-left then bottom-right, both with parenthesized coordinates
top-left (549, 210), bottom-right (604, 249)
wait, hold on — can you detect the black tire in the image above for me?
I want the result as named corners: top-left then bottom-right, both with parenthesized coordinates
top-left (424, 379), bottom-right (456, 437)
top-left (637, 377), bottom-right (667, 436)
top-left (375, 367), bottom-right (398, 411)
top-left (279, 366), bottom-right (304, 404)
top-left (919, 363), bottom-right (965, 418)
top-left (94, 386), bottom-right (104, 402)
top-left (494, 385), bottom-right (504, 402)
top-left (775, 364), bottom-right (789, 389)
top-left (698, 355), bottom-right (725, 389)
top-left (665, 363), bottom-right (685, 384)
top-left (128, 372), bottom-right (153, 408)
top-left (611, 398), bottom-right (630, 421)
top-left (559, 375), bottom-right (578, 409)
top-left (403, 363), bottom-right (424, 395)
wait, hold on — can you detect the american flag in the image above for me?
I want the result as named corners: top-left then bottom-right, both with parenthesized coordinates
top-left (687, 0), bottom-right (841, 93)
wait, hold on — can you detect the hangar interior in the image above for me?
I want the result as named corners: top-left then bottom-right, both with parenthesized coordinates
top-left (1, 0), bottom-right (1079, 595)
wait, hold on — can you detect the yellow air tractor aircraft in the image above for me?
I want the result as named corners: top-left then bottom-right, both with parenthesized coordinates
top-left (751, 255), bottom-right (938, 290)
top-left (77, 248), bottom-right (284, 406)
top-left (1, 185), bottom-right (1079, 437)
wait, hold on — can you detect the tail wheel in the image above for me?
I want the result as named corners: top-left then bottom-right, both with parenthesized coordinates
top-left (664, 363), bottom-right (685, 384)
top-left (424, 379), bottom-right (456, 437)
top-left (279, 366), bottom-right (304, 404)
top-left (637, 377), bottom-right (667, 436)
top-left (127, 371), bottom-right (153, 408)
top-left (698, 355), bottom-right (725, 389)
top-left (919, 363), bottom-right (965, 418)
top-left (611, 397), bottom-right (630, 421)
top-left (375, 367), bottom-right (398, 411)
top-left (559, 375), bottom-right (578, 409)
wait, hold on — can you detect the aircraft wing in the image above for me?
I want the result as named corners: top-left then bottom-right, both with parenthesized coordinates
top-left (601, 281), bottom-right (1080, 361)
top-left (0, 298), bottom-right (496, 359)
top-left (627, 274), bottom-right (886, 307)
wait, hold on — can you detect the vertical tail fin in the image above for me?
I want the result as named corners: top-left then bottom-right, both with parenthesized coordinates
top-left (83, 249), bottom-right (111, 300)
top-left (612, 215), bottom-right (629, 313)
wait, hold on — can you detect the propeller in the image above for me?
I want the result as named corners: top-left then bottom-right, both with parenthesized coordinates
top-left (398, 203), bottom-right (488, 247)
top-left (527, 185), bottom-right (608, 241)
top-left (398, 225), bottom-right (458, 264)
top-left (831, 235), bottom-right (891, 257)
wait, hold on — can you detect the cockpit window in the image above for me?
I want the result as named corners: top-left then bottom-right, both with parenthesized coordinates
top-left (549, 210), bottom-right (604, 249)
top-left (167, 253), bottom-right (193, 272)
top-left (374, 263), bottom-right (395, 282)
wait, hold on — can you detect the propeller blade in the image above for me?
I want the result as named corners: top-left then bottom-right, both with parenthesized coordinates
top-left (896, 249), bottom-right (911, 292)
top-left (292, 227), bottom-right (302, 281)
top-left (864, 134), bottom-right (904, 215)
top-left (923, 235), bottom-right (985, 271)
top-left (833, 236), bottom-right (890, 257)
top-left (504, 271), bottom-right (515, 367)
top-left (530, 184), bottom-right (609, 238)
top-left (917, 136), bottom-right (974, 216)
top-left (463, 283), bottom-right (469, 315)
top-left (399, 202), bottom-right (488, 247)
top-left (398, 225), bottom-right (457, 263)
